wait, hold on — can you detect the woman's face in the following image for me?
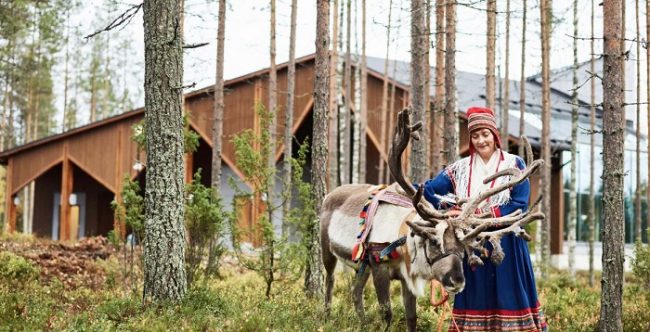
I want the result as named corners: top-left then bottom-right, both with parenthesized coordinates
top-left (470, 128), bottom-right (496, 160)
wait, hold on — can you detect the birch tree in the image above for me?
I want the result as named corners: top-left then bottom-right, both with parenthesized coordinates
top-left (142, 0), bottom-right (187, 302)
top-left (309, 0), bottom-right (329, 298)
top-left (599, 0), bottom-right (625, 329)
top-left (634, 0), bottom-right (642, 242)
top-left (211, 0), bottom-right (226, 193)
top-left (267, 0), bottom-right (277, 227)
top-left (340, 0), bottom-right (351, 185)
top-left (568, 0), bottom-right (579, 277)
top-left (410, 0), bottom-right (428, 182)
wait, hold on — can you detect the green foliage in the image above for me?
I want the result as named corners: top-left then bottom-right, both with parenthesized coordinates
top-left (285, 140), bottom-right (321, 289)
top-left (184, 169), bottom-right (226, 285)
top-left (229, 102), bottom-right (299, 297)
top-left (632, 228), bottom-right (650, 301)
top-left (111, 176), bottom-right (144, 243)
top-left (131, 114), bottom-right (200, 155)
top-left (0, 251), bottom-right (39, 285)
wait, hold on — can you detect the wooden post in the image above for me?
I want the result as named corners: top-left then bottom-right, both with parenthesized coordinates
top-left (184, 153), bottom-right (194, 183)
top-left (5, 159), bottom-right (15, 232)
top-left (59, 143), bottom-right (73, 241)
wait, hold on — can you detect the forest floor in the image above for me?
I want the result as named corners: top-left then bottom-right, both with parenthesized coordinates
top-left (1, 233), bottom-right (649, 331)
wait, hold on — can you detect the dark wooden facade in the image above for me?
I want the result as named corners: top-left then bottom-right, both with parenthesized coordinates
top-left (0, 54), bottom-right (564, 253)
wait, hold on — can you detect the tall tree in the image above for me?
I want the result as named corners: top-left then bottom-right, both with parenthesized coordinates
top-left (211, 0), bottom-right (226, 193)
top-left (309, 0), bottom-right (329, 298)
top-left (443, 0), bottom-right (458, 164)
top-left (599, 0), bottom-right (625, 329)
top-left (634, 0), bottom-right (642, 242)
top-left (142, 0), bottom-right (187, 302)
top-left (410, 0), bottom-right (427, 182)
top-left (501, 0), bottom-right (510, 150)
top-left (328, 0), bottom-right (339, 190)
top-left (433, 0), bottom-right (445, 169)
top-left (568, 0), bottom-right (579, 278)
top-left (358, 0), bottom-right (367, 183)
top-left (539, 0), bottom-right (552, 278)
top-left (378, 0), bottom-right (393, 184)
top-left (588, 0), bottom-right (596, 287)
top-left (282, 0), bottom-right (297, 236)
top-left (486, 0), bottom-right (496, 110)
top-left (519, 0), bottom-right (527, 158)
top-left (268, 0), bottom-right (277, 227)
top-left (340, 0), bottom-right (351, 185)
top-left (351, 0), bottom-right (360, 184)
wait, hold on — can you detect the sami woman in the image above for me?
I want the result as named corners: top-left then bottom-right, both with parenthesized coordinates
top-left (421, 107), bottom-right (547, 331)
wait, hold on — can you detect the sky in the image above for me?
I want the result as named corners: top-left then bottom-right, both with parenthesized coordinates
top-left (70, 0), bottom-right (648, 131)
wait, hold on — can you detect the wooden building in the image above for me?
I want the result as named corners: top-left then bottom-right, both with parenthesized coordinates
top-left (0, 53), bottom-right (568, 255)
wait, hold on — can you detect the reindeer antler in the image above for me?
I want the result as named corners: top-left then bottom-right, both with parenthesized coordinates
top-left (388, 110), bottom-right (449, 222)
top-left (452, 136), bottom-right (545, 265)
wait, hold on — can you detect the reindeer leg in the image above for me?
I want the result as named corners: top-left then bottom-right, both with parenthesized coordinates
top-left (400, 278), bottom-right (417, 332)
top-left (370, 263), bottom-right (393, 331)
top-left (352, 267), bottom-right (371, 320)
top-left (322, 248), bottom-right (338, 315)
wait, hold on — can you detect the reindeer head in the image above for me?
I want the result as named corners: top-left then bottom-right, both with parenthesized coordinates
top-left (388, 109), bottom-right (544, 295)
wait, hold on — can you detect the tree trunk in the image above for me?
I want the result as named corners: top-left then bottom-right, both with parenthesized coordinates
top-left (142, 0), bottom-right (187, 302)
top-left (308, 0), bottom-right (329, 298)
top-left (444, 0), bottom-right (458, 164)
top-left (62, 7), bottom-right (70, 132)
top-left (539, 0), bottom-right (552, 278)
top-left (410, 0), bottom-right (427, 183)
top-left (282, 0), bottom-right (297, 236)
top-left (434, 0), bottom-right (445, 168)
top-left (378, 0), bottom-right (393, 184)
top-left (351, 0), bottom-right (360, 184)
top-left (518, 0), bottom-right (527, 158)
top-left (211, 0), bottom-right (226, 193)
top-left (328, 0), bottom-right (339, 190)
top-left (634, 0), bottom-right (642, 242)
top-left (501, 0), bottom-right (510, 151)
top-left (268, 0), bottom-right (277, 228)
top-left (358, 0), bottom-right (367, 184)
top-left (341, 0), bottom-right (351, 185)
top-left (486, 0), bottom-right (496, 110)
top-left (599, 0), bottom-right (625, 329)
top-left (588, 0), bottom-right (596, 288)
top-left (568, 0), bottom-right (578, 278)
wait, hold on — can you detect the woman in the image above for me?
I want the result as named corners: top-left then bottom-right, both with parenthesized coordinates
top-left (422, 107), bottom-right (547, 331)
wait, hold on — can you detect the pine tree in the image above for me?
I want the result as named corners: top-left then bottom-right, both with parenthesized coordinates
top-left (358, 0), bottom-right (367, 183)
top-left (588, 0), bottom-right (597, 287)
top-left (486, 0), bottom-right (496, 110)
top-left (328, 0), bottom-right (340, 190)
top-left (539, 0), bottom-right (552, 278)
top-left (433, 0), bottom-right (445, 169)
top-left (341, 0), bottom-right (351, 185)
top-left (599, 0), bottom-right (625, 329)
top-left (378, 0), bottom-right (393, 184)
top-left (142, 0), bottom-right (187, 302)
top-left (634, 0), bottom-right (642, 242)
top-left (410, 0), bottom-right (427, 182)
top-left (518, 0), bottom-right (527, 158)
top-left (282, 0), bottom-right (297, 236)
top-left (211, 0), bottom-right (226, 193)
top-left (444, 0), bottom-right (458, 164)
top-left (309, 0), bottom-right (329, 298)
top-left (501, 0), bottom-right (510, 151)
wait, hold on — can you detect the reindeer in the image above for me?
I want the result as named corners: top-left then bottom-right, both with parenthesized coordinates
top-left (320, 110), bottom-right (545, 331)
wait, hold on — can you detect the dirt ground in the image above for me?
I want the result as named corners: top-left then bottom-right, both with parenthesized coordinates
top-left (0, 236), bottom-right (116, 289)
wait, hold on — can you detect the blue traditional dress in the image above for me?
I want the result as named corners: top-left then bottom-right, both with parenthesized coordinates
top-left (422, 149), bottom-right (547, 332)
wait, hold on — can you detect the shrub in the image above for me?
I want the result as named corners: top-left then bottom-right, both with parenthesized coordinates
top-left (0, 251), bottom-right (39, 284)
top-left (185, 169), bottom-right (226, 285)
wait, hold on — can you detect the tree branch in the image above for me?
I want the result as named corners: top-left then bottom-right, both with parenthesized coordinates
top-left (85, 3), bottom-right (143, 40)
